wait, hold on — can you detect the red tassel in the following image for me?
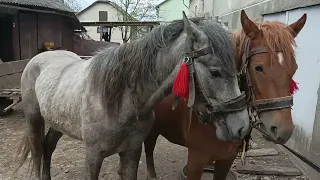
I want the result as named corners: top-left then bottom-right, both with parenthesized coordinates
top-left (290, 79), bottom-right (299, 94)
top-left (172, 63), bottom-right (189, 98)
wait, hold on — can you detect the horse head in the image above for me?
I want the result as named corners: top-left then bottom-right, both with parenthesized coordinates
top-left (235, 10), bottom-right (307, 144)
top-left (174, 13), bottom-right (250, 141)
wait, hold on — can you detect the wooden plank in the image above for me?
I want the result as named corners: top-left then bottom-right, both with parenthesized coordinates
top-left (236, 163), bottom-right (301, 176)
top-left (38, 13), bottom-right (63, 50)
top-left (0, 73), bottom-right (23, 89)
top-left (13, 13), bottom-right (21, 61)
top-left (62, 18), bottom-right (74, 51)
top-left (237, 148), bottom-right (279, 157)
top-left (81, 21), bottom-right (160, 27)
top-left (0, 63), bottom-right (14, 77)
top-left (19, 11), bottom-right (38, 59)
top-left (0, 59), bottom-right (30, 77)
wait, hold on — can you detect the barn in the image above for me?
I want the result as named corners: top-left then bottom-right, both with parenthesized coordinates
top-left (0, 0), bottom-right (118, 89)
top-left (0, 0), bottom-right (86, 62)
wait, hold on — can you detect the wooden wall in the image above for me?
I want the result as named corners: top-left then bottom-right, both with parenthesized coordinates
top-left (15, 11), bottom-right (75, 60)
top-left (73, 35), bottom-right (119, 56)
top-left (19, 11), bottom-right (38, 60)
top-left (12, 13), bottom-right (20, 61)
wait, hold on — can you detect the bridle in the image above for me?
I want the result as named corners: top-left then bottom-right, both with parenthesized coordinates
top-left (238, 38), bottom-right (320, 172)
top-left (237, 37), bottom-right (296, 161)
top-left (239, 37), bottom-right (294, 127)
top-left (180, 47), bottom-right (247, 125)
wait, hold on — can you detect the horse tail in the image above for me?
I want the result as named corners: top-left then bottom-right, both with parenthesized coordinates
top-left (14, 132), bottom-right (33, 176)
top-left (16, 132), bottom-right (31, 166)
top-left (14, 56), bottom-right (45, 177)
top-left (14, 124), bottom-right (45, 178)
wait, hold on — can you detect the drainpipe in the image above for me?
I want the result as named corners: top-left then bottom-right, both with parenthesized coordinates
top-left (182, 0), bottom-right (189, 8)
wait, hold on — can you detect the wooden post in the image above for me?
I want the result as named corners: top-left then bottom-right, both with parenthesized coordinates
top-left (99, 26), bottom-right (103, 41)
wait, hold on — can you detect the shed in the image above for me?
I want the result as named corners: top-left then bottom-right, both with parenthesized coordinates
top-left (0, 0), bottom-right (85, 62)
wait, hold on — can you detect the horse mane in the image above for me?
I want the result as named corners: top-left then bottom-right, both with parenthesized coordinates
top-left (89, 19), bottom-right (236, 115)
top-left (198, 20), bottom-right (236, 75)
top-left (232, 21), bottom-right (297, 74)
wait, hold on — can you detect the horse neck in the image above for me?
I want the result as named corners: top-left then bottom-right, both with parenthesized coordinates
top-left (138, 44), bottom-right (187, 114)
top-left (232, 31), bottom-right (245, 71)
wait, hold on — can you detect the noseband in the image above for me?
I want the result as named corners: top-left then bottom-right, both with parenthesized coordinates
top-left (239, 38), bottom-right (294, 125)
top-left (183, 47), bottom-right (247, 124)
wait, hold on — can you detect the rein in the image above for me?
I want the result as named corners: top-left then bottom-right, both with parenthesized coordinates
top-left (255, 126), bottom-right (320, 173)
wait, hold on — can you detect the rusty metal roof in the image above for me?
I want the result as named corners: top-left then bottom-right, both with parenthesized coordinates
top-left (0, 0), bottom-right (74, 12)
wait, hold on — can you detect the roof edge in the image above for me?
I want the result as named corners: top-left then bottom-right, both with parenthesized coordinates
top-left (77, 0), bottom-right (111, 16)
top-left (156, 0), bottom-right (170, 8)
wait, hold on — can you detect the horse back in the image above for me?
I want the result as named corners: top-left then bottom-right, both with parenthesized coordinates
top-left (20, 50), bottom-right (89, 139)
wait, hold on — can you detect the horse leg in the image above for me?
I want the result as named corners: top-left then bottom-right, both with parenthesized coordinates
top-left (84, 146), bottom-right (104, 180)
top-left (187, 150), bottom-right (208, 180)
top-left (42, 127), bottom-right (63, 180)
top-left (213, 155), bottom-right (236, 180)
top-left (144, 131), bottom-right (159, 180)
top-left (21, 112), bottom-right (45, 180)
top-left (118, 147), bottom-right (142, 180)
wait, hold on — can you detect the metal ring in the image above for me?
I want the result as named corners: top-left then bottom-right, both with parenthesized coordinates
top-left (183, 57), bottom-right (193, 65)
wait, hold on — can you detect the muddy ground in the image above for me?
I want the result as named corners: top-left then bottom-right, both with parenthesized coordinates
top-left (0, 109), bottom-right (308, 180)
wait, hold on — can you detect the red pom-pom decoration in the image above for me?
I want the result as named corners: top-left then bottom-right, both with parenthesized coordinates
top-left (290, 79), bottom-right (299, 94)
top-left (172, 63), bottom-right (189, 99)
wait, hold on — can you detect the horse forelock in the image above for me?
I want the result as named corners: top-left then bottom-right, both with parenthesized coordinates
top-left (233, 21), bottom-right (297, 75)
top-left (259, 21), bottom-right (297, 74)
top-left (199, 21), bottom-right (237, 75)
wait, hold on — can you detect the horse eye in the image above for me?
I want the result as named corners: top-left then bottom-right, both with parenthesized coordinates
top-left (210, 70), bottom-right (221, 77)
top-left (255, 66), bottom-right (263, 72)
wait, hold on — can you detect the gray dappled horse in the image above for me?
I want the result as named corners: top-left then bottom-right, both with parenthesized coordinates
top-left (16, 13), bottom-right (249, 180)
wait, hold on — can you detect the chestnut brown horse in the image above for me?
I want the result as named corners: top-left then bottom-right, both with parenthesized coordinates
top-left (144, 10), bottom-right (307, 180)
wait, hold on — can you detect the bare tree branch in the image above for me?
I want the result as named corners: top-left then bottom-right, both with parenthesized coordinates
top-left (111, 0), bottom-right (159, 43)
top-left (64, 0), bottom-right (84, 12)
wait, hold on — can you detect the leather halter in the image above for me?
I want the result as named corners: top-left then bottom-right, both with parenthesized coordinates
top-left (184, 47), bottom-right (247, 124)
top-left (239, 38), bottom-right (294, 124)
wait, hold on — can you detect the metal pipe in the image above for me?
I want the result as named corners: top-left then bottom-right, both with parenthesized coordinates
top-left (3, 98), bottom-right (21, 113)
top-left (182, 0), bottom-right (189, 9)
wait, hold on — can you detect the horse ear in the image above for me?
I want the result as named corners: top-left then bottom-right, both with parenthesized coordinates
top-left (240, 10), bottom-right (260, 39)
top-left (286, 14), bottom-right (307, 37)
top-left (182, 11), bottom-right (207, 43)
top-left (182, 11), bottom-right (191, 34)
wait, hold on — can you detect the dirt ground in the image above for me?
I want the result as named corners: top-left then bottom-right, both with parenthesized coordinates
top-left (0, 109), bottom-right (308, 180)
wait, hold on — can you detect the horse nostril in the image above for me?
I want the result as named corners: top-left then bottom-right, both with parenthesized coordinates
top-left (270, 126), bottom-right (278, 136)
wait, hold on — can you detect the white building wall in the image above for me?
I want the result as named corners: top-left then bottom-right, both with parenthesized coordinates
top-left (189, 0), bottom-right (213, 18)
top-left (77, 3), bottom-right (124, 44)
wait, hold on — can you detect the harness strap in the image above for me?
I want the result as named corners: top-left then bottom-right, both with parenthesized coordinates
top-left (255, 95), bottom-right (293, 112)
top-left (247, 47), bottom-right (268, 59)
top-left (187, 47), bottom-right (212, 59)
top-left (187, 61), bottom-right (196, 107)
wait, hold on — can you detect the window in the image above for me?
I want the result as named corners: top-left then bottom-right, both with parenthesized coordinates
top-left (99, 11), bottom-right (108, 21)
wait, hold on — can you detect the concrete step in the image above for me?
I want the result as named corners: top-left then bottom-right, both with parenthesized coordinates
top-left (236, 163), bottom-right (301, 176)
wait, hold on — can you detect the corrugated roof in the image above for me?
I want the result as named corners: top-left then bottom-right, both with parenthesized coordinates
top-left (0, 0), bottom-right (74, 12)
